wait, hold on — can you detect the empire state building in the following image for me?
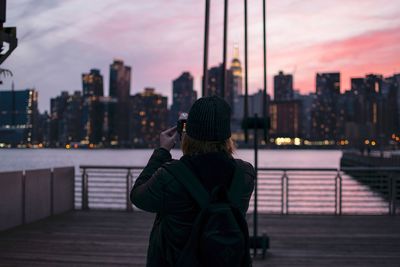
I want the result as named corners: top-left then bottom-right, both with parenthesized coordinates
top-left (230, 45), bottom-right (243, 97)
top-left (231, 44), bottom-right (245, 137)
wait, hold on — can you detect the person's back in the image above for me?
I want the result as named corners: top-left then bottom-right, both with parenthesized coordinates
top-left (131, 96), bottom-right (255, 266)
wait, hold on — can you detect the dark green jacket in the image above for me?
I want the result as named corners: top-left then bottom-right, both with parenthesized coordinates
top-left (131, 148), bottom-right (255, 267)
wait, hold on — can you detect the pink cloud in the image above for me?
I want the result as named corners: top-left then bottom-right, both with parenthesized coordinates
top-left (269, 26), bottom-right (400, 93)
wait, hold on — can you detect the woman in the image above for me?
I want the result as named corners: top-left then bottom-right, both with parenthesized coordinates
top-left (131, 96), bottom-right (255, 266)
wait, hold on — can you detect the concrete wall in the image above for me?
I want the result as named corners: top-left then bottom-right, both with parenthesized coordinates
top-left (0, 167), bottom-right (75, 231)
top-left (0, 171), bottom-right (23, 231)
top-left (24, 169), bottom-right (52, 224)
top-left (52, 167), bottom-right (74, 215)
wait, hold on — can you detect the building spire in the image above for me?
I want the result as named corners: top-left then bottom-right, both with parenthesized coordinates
top-left (233, 43), bottom-right (239, 59)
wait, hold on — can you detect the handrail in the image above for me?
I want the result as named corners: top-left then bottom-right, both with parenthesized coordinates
top-left (79, 166), bottom-right (400, 171)
top-left (77, 165), bottom-right (399, 215)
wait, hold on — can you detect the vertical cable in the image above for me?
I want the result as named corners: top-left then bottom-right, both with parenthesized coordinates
top-left (244, 0), bottom-right (249, 143)
top-left (202, 0), bottom-right (211, 97)
top-left (221, 0), bottom-right (228, 99)
top-left (263, 0), bottom-right (268, 142)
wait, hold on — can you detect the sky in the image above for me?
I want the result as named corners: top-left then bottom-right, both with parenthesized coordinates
top-left (1, 0), bottom-right (400, 112)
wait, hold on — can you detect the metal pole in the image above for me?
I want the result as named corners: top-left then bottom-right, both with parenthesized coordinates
top-left (82, 169), bottom-right (89, 210)
top-left (244, 0), bottom-right (249, 143)
top-left (202, 0), bottom-right (210, 97)
top-left (281, 171), bottom-right (285, 215)
top-left (221, 0), bottom-right (228, 99)
top-left (126, 169), bottom-right (133, 212)
top-left (262, 0), bottom-right (268, 142)
top-left (339, 172), bottom-right (342, 215)
top-left (253, 114), bottom-right (258, 257)
top-left (335, 172), bottom-right (338, 215)
top-left (394, 177), bottom-right (397, 215)
top-left (286, 173), bottom-right (289, 214)
top-left (390, 175), bottom-right (396, 215)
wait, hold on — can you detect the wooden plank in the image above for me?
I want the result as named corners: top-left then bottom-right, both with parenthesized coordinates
top-left (0, 211), bottom-right (399, 267)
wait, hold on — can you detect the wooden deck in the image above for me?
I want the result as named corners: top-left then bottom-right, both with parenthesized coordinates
top-left (0, 211), bottom-right (400, 267)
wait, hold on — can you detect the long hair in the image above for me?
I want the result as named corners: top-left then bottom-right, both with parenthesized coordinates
top-left (181, 134), bottom-right (236, 156)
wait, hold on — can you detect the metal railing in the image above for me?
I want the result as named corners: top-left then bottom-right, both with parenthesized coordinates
top-left (76, 166), bottom-right (399, 215)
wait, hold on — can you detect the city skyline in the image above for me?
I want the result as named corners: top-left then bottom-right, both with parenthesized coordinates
top-left (1, 0), bottom-right (399, 111)
top-left (1, 60), bottom-right (399, 148)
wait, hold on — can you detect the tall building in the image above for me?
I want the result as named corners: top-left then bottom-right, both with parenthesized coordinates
top-left (82, 97), bottom-right (107, 145)
top-left (50, 91), bottom-right (84, 146)
top-left (350, 74), bottom-right (382, 143)
top-left (50, 91), bottom-right (68, 146)
top-left (349, 73), bottom-right (399, 144)
top-left (230, 45), bottom-right (244, 135)
top-left (109, 59), bottom-right (131, 100)
top-left (269, 100), bottom-right (301, 138)
top-left (0, 88), bottom-right (39, 146)
top-left (274, 71), bottom-right (293, 101)
top-left (131, 88), bottom-right (168, 147)
top-left (170, 72), bottom-right (197, 124)
top-left (311, 72), bottom-right (340, 141)
top-left (231, 89), bottom-right (270, 142)
top-left (204, 64), bottom-right (234, 109)
top-left (109, 59), bottom-right (132, 146)
top-left (82, 69), bottom-right (104, 97)
top-left (383, 74), bottom-right (400, 133)
top-left (231, 45), bottom-right (243, 97)
top-left (233, 90), bottom-right (269, 123)
top-left (294, 91), bottom-right (316, 140)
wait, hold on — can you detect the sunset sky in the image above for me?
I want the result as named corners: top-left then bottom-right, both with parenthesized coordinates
top-left (1, 0), bottom-right (400, 111)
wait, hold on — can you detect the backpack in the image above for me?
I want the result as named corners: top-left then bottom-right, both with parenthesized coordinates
top-left (164, 161), bottom-right (251, 267)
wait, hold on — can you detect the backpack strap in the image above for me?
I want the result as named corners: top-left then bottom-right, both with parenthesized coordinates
top-left (228, 165), bottom-right (245, 208)
top-left (163, 161), bottom-right (210, 209)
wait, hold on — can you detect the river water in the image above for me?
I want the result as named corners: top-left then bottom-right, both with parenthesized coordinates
top-left (0, 149), bottom-right (341, 171)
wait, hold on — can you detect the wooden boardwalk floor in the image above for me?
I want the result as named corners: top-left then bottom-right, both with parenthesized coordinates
top-left (0, 211), bottom-right (400, 267)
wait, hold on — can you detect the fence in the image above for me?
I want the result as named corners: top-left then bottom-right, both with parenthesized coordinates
top-left (76, 166), bottom-right (399, 215)
top-left (0, 167), bottom-right (75, 231)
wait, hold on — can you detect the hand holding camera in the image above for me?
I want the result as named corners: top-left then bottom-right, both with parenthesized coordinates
top-left (160, 126), bottom-right (178, 151)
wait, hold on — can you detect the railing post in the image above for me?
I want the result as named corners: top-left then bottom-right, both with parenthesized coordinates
top-left (394, 176), bottom-right (397, 215)
top-left (335, 170), bottom-right (342, 215)
top-left (281, 171), bottom-right (285, 215)
top-left (81, 168), bottom-right (89, 210)
top-left (126, 169), bottom-right (133, 212)
top-left (281, 170), bottom-right (288, 215)
top-left (286, 172), bottom-right (289, 215)
top-left (389, 175), bottom-right (396, 216)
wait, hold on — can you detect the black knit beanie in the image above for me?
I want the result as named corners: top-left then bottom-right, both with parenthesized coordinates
top-left (186, 96), bottom-right (231, 141)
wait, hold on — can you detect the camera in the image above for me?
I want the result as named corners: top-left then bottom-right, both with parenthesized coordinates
top-left (177, 113), bottom-right (188, 138)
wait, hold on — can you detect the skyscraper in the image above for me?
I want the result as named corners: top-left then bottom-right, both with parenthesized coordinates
top-left (294, 92), bottom-right (316, 140)
top-left (0, 88), bottom-right (38, 146)
top-left (170, 72), bottom-right (197, 124)
top-left (50, 91), bottom-right (84, 146)
top-left (230, 45), bottom-right (243, 97)
top-left (230, 45), bottom-right (244, 135)
top-left (311, 72), bottom-right (340, 141)
top-left (131, 88), bottom-right (168, 147)
top-left (274, 71), bottom-right (293, 101)
top-left (109, 59), bottom-right (132, 146)
top-left (269, 100), bottom-right (301, 138)
top-left (82, 69), bottom-right (104, 97)
top-left (204, 64), bottom-right (234, 109)
top-left (109, 59), bottom-right (131, 100)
